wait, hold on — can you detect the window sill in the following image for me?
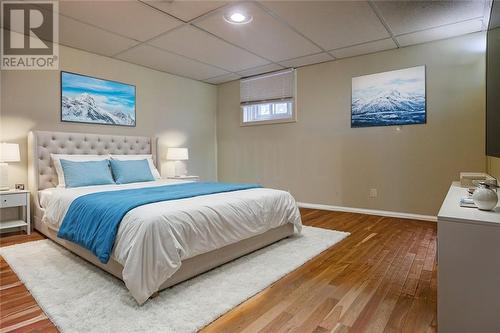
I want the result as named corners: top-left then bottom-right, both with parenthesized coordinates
top-left (240, 118), bottom-right (297, 127)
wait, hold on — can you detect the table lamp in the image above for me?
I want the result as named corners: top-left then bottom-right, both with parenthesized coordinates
top-left (166, 148), bottom-right (189, 177)
top-left (0, 143), bottom-right (20, 191)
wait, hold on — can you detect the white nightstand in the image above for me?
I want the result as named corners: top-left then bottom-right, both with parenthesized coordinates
top-left (0, 190), bottom-right (30, 235)
top-left (167, 175), bottom-right (200, 181)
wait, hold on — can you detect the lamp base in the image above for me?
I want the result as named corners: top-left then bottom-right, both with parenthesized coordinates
top-left (173, 161), bottom-right (187, 177)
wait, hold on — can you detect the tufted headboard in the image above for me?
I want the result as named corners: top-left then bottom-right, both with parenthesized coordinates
top-left (28, 131), bottom-right (158, 191)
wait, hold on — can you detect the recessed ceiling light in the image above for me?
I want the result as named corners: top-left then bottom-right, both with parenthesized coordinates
top-left (224, 12), bottom-right (252, 24)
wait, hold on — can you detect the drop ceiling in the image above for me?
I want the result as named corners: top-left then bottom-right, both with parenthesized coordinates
top-left (47, 1), bottom-right (493, 84)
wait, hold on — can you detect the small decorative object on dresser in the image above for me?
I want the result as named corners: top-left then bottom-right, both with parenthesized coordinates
top-left (0, 190), bottom-right (30, 234)
top-left (0, 143), bottom-right (20, 191)
top-left (166, 147), bottom-right (189, 177)
top-left (472, 182), bottom-right (499, 211)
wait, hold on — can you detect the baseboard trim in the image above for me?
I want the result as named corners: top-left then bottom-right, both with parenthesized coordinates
top-left (297, 202), bottom-right (437, 222)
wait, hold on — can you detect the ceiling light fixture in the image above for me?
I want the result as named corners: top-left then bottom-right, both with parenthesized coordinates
top-left (224, 12), bottom-right (252, 24)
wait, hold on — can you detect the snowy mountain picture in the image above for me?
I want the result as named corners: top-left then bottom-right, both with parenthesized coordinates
top-left (61, 72), bottom-right (135, 126)
top-left (352, 66), bottom-right (426, 127)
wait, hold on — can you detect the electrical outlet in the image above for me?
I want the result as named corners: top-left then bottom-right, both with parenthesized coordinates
top-left (369, 188), bottom-right (378, 198)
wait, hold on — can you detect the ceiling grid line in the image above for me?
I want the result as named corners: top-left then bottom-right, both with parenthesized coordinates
top-left (169, 0), bottom-right (289, 68)
top-left (394, 16), bottom-right (486, 38)
top-left (111, 23), bottom-right (187, 58)
top-left (113, 1), bottom-right (277, 73)
top-left (143, 44), bottom-right (235, 75)
top-left (80, 1), bottom-right (259, 78)
top-left (186, 1), bottom-right (290, 68)
top-left (33, 2), bottom-right (144, 44)
top-left (106, 4), bottom-right (267, 79)
top-left (482, 0), bottom-right (493, 30)
top-left (327, 36), bottom-right (395, 54)
top-left (191, 0), bottom-right (332, 70)
top-left (215, 9), bottom-right (489, 81)
top-left (252, 1), bottom-right (336, 59)
top-left (185, 25), bottom-right (277, 65)
top-left (137, 0), bottom-right (194, 23)
top-left (205, 50), bottom-right (341, 82)
top-left (112, 0), bottom-right (228, 57)
top-left (276, 51), bottom-right (333, 64)
top-left (367, 0), bottom-right (401, 48)
top-left (46, 0), bottom-right (492, 84)
top-left (58, 41), bottom-right (214, 83)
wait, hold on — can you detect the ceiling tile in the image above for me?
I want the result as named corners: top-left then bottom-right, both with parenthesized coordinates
top-left (144, 1), bottom-right (227, 22)
top-left (278, 52), bottom-right (333, 68)
top-left (116, 45), bottom-right (229, 80)
top-left (396, 19), bottom-right (483, 47)
top-left (204, 73), bottom-right (241, 84)
top-left (330, 38), bottom-right (397, 59)
top-left (374, 0), bottom-right (486, 35)
top-left (261, 1), bottom-right (390, 50)
top-left (59, 16), bottom-right (139, 57)
top-left (237, 64), bottom-right (285, 77)
top-left (148, 25), bottom-right (269, 72)
top-left (194, 2), bottom-right (321, 61)
top-left (59, 1), bottom-right (182, 41)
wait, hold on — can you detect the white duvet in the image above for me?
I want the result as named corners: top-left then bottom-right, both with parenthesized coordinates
top-left (39, 179), bottom-right (302, 304)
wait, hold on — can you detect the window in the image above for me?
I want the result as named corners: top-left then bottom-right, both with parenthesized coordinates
top-left (240, 69), bottom-right (296, 125)
top-left (242, 101), bottom-right (293, 123)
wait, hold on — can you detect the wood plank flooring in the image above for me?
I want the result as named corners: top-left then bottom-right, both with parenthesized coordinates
top-left (0, 209), bottom-right (437, 332)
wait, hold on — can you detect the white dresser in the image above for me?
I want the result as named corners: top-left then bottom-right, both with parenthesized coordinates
top-left (437, 182), bottom-right (500, 333)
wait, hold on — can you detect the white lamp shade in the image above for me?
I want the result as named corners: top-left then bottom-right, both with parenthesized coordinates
top-left (0, 143), bottom-right (20, 162)
top-left (167, 147), bottom-right (188, 161)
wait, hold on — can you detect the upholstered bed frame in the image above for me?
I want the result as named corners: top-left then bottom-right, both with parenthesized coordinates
top-left (27, 130), bottom-right (293, 296)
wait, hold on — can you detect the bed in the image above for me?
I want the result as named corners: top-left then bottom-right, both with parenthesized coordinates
top-left (28, 131), bottom-right (302, 304)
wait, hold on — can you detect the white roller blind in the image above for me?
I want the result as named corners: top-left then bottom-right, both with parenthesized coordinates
top-left (240, 69), bottom-right (295, 105)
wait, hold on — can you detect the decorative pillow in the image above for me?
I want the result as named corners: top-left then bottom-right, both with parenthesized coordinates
top-left (110, 154), bottom-right (161, 179)
top-left (109, 159), bottom-right (155, 184)
top-left (59, 159), bottom-right (115, 188)
top-left (51, 154), bottom-right (109, 188)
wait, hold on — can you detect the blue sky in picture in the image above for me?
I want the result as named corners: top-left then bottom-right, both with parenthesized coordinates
top-left (351, 66), bottom-right (426, 127)
top-left (61, 72), bottom-right (135, 118)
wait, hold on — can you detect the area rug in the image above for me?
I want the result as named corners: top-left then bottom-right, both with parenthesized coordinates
top-left (0, 226), bottom-right (349, 333)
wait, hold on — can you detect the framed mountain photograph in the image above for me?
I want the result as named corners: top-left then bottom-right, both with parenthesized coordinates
top-left (351, 66), bottom-right (426, 128)
top-left (61, 71), bottom-right (136, 127)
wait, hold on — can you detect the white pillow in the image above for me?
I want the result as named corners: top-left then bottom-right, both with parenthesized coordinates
top-left (51, 154), bottom-right (110, 188)
top-left (110, 154), bottom-right (161, 179)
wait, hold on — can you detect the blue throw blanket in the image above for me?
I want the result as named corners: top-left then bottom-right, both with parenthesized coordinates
top-left (57, 182), bottom-right (262, 263)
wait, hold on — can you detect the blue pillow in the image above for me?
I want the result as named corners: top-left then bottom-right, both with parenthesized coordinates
top-left (60, 159), bottom-right (115, 188)
top-left (109, 159), bottom-right (155, 184)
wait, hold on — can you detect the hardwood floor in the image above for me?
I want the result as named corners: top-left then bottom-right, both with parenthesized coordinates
top-left (0, 209), bottom-right (437, 332)
top-left (0, 231), bottom-right (55, 333)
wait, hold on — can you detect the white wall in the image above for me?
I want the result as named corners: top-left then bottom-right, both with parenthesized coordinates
top-left (1, 34), bottom-right (488, 217)
top-left (217, 33), bottom-right (487, 216)
top-left (1, 45), bottom-right (218, 187)
top-left (488, 156), bottom-right (500, 180)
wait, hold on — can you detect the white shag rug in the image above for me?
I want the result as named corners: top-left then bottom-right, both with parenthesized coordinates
top-left (0, 226), bottom-right (349, 333)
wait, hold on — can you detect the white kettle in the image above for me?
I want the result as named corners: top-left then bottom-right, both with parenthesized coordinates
top-left (472, 182), bottom-right (499, 211)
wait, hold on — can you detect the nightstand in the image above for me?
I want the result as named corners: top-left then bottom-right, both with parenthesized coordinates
top-left (167, 175), bottom-right (200, 181)
top-left (0, 190), bottom-right (30, 235)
